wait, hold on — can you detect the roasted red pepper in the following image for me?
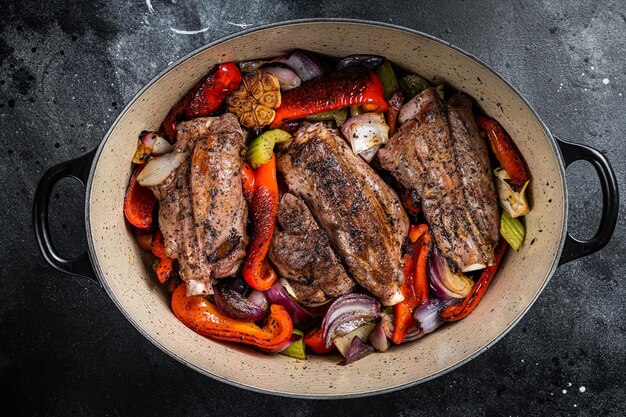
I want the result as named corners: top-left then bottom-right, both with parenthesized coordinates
top-left (171, 284), bottom-right (293, 350)
top-left (162, 62), bottom-right (242, 140)
top-left (402, 188), bottom-right (422, 215)
top-left (240, 162), bottom-right (256, 201)
top-left (242, 154), bottom-right (279, 290)
top-left (304, 327), bottom-right (336, 355)
top-left (476, 115), bottom-right (528, 191)
top-left (151, 230), bottom-right (175, 284)
top-left (440, 240), bottom-right (508, 322)
top-left (123, 164), bottom-right (157, 230)
top-left (269, 66), bottom-right (388, 129)
top-left (386, 89), bottom-right (405, 135)
top-left (392, 226), bottom-right (431, 344)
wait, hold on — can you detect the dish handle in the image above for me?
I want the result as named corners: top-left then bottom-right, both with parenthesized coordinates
top-left (556, 137), bottom-right (619, 265)
top-left (33, 149), bottom-right (99, 282)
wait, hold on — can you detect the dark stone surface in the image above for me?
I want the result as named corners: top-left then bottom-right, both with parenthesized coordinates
top-left (1, 0), bottom-right (624, 415)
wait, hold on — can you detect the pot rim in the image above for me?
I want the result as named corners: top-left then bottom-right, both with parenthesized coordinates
top-left (84, 18), bottom-right (568, 399)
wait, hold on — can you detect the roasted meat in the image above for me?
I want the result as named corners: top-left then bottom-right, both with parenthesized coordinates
top-left (276, 122), bottom-right (408, 306)
top-left (378, 88), bottom-right (498, 271)
top-left (447, 94), bottom-right (500, 247)
top-left (268, 193), bottom-right (355, 306)
top-left (149, 114), bottom-right (248, 295)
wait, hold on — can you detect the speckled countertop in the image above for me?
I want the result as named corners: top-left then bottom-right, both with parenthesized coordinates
top-left (1, 0), bottom-right (625, 416)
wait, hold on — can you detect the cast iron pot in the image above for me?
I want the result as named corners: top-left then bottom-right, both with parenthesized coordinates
top-left (33, 20), bottom-right (618, 398)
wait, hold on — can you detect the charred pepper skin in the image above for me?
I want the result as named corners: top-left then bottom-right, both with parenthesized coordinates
top-left (392, 225), bottom-right (430, 344)
top-left (123, 164), bottom-right (157, 230)
top-left (162, 62), bottom-right (242, 140)
top-left (269, 67), bottom-right (389, 128)
top-left (476, 115), bottom-right (528, 191)
top-left (242, 154), bottom-right (279, 291)
top-left (440, 240), bottom-right (508, 322)
top-left (171, 284), bottom-right (293, 350)
top-left (151, 230), bottom-right (175, 284)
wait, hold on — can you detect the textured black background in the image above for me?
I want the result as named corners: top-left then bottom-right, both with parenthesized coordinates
top-left (1, 0), bottom-right (625, 416)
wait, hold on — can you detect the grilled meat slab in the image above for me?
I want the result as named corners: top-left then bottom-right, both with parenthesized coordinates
top-left (378, 88), bottom-right (498, 271)
top-left (447, 94), bottom-right (500, 247)
top-left (269, 193), bottom-right (355, 306)
top-left (276, 123), bottom-right (408, 306)
top-left (150, 114), bottom-right (247, 295)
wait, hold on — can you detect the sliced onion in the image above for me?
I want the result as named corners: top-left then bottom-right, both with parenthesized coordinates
top-left (379, 309), bottom-right (394, 340)
top-left (333, 323), bottom-right (375, 357)
top-left (413, 298), bottom-right (445, 334)
top-left (341, 113), bottom-right (389, 155)
top-left (359, 146), bottom-right (379, 163)
top-left (214, 285), bottom-right (267, 322)
top-left (185, 279), bottom-right (212, 296)
top-left (224, 277), bottom-right (247, 295)
top-left (343, 336), bottom-right (375, 365)
top-left (279, 278), bottom-right (298, 300)
top-left (403, 298), bottom-right (458, 343)
top-left (265, 280), bottom-right (313, 326)
top-left (262, 65), bottom-right (301, 90)
top-left (321, 294), bottom-right (380, 348)
top-left (335, 54), bottom-right (385, 71)
top-left (132, 131), bottom-right (172, 164)
top-left (272, 50), bottom-right (324, 81)
top-left (152, 136), bottom-right (172, 155)
top-left (247, 290), bottom-right (268, 310)
top-left (137, 152), bottom-right (185, 187)
top-left (368, 321), bottom-right (390, 352)
top-left (428, 247), bottom-right (475, 299)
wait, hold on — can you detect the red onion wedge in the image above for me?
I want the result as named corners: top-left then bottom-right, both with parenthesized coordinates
top-left (272, 50), bottom-right (324, 81)
top-left (321, 294), bottom-right (381, 348)
top-left (335, 54), bottom-right (385, 71)
top-left (265, 279), bottom-right (313, 326)
top-left (403, 298), bottom-right (459, 343)
top-left (247, 290), bottom-right (268, 310)
top-left (428, 247), bottom-right (475, 299)
top-left (214, 285), bottom-right (267, 323)
top-left (132, 131), bottom-right (172, 164)
top-left (343, 336), bottom-right (375, 365)
top-left (262, 65), bottom-right (301, 90)
top-left (368, 321), bottom-right (390, 352)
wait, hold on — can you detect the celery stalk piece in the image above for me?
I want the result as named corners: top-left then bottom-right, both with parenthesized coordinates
top-left (280, 329), bottom-right (306, 360)
top-left (376, 60), bottom-right (399, 99)
top-left (500, 209), bottom-right (525, 251)
top-left (246, 129), bottom-right (292, 169)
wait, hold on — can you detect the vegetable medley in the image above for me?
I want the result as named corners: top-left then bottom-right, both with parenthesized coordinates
top-left (123, 50), bottom-right (531, 364)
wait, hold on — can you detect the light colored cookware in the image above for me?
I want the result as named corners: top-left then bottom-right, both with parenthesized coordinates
top-left (34, 19), bottom-right (618, 398)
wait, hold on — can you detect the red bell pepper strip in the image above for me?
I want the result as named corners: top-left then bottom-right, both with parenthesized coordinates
top-left (476, 115), bottom-right (528, 191)
top-left (123, 164), bottom-right (156, 230)
top-left (304, 327), bottom-right (336, 355)
top-left (162, 62), bottom-right (242, 140)
top-left (402, 188), bottom-right (421, 215)
top-left (269, 66), bottom-right (388, 129)
top-left (151, 230), bottom-right (175, 284)
top-left (171, 284), bottom-right (293, 350)
top-left (240, 161), bottom-right (256, 201)
top-left (242, 154), bottom-right (279, 290)
top-left (408, 224), bottom-right (428, 243)
top-left (386, 89), bottom-right (405, 135)
top-left (392, 228), bottom-right (432, 344)
top-left (440, 240), bottom-right (508, 322)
